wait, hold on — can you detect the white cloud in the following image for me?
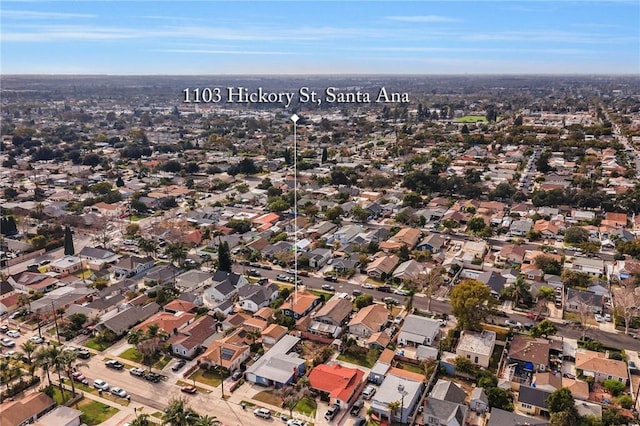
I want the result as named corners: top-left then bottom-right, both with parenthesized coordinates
top-left (154, 49), bottom-right (293, 55)
top-left (2, 10), bottom-right (96, 19)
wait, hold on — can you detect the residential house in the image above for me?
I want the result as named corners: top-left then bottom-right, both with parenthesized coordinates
top-left (77, 246), bottom-right (119, 269)
top-left (163, 299), bottom-right (198, 314)
top-left (311, 293), bottom-right (353, 327)
top-left (565, 288), bottom-right (603, 314)
top-left (392, 260), bottom-right (425, 282)
top-left (308, 363), bottom-right (365, 409)
top-left (245, 335), bottom-right (306, 388)
top-left (348, 304), bottom-right (389, 339)
top-left (604, 212), bottom-right (628, 228)
top-left (112, 256), bottom-right (154, 279)
top-left (508, 335), bottom-right (550, 373)
top-left (496, 245), bottom-right (526, 265)
top-left (510, 219), bottom-right (533, 236)
top-left (9, 272), bottom-right (58, 293)
top-left (367, 331), bottom-right (392, 351)
top-left (144, 264), bottom-right (182, 286)
top-left (92, 201), bottom-right (125, 217)
top-left (332, 224), bottom-right (363, 245)
top-left (36, 406), bottom-right (83, 426)
top-left (134, 310), bottom-right (195, 335)
top-left (371, 371), bottom-right (424, 424)
top-left (366, 254), bottom-right (399, 279)
top-left (261, 323), bottom-right (288, 348)
top-left (238, 282), bottom-right (279, 313)
top-left (455, 330), bottom-right (496, 368)
top-left (379, 228), bottom-right (421, 251)
top-left (469, 387), bottom-right (489, 414)
top-left (0, 392), bottom-right (56, 426)
top-left (517, 385), bottom-right (551, 417)
top-left (306, 248), bottom-right (332, 269)
top-left (423, 397), bottom-right (468, 426)
top-left (281, 290), bottom-right (322, 320)
top-left (575, 349), bottom-right (628, 384)
top-left (568, 257), bottom-right (605, 277)
top-left (175, 270), bottom-right (214, 292)
top-left (203, 271), bottom-right (248, 305)
top-left (199, 328), bottom-right (250, 372)
top-left (97, 302), bottom-right (160, 336)
top-left (331, 258), bottom-right (358, 274)
top-left (430, 379), bottom-right (466, 405)
top-left (416, 233), bottom-right (446, 253)
top-left (476, 271), bottom-right (507, 297)
top-left (398, 314), bottom-right (441, 347)
top-left (48, 256), bottom-right (84, 277)
top-left (168, 315), bottom-right (218, 359)
top-left (533, 220), bottom-right (560, 239)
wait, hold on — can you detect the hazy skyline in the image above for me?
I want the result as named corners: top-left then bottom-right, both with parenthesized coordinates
top-left (1, 1), bottom-right (639, 75)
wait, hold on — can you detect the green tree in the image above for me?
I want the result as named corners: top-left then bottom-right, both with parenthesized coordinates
top-left (162, 398), bottom-right (200, 426)
top-left (194, 415), bottom-right (220, 426)
top-left (534, 255), bottom-right (562, 275)
top-left (450, 279), bottom-right (494, 331)
top-left (127, 329), bottom-right (145, 345)
top-left (564, 227), bottom-right (589, 244)
top-left (546, 387), bottom-right (575, 413)
top-left (602, 379), bottom-right (626, 396)
top-left (351, 205), bottom-right (371, 223)
top-left (387, 400), bottom-right (402, 423)
top-left (321, 147), bottom-right (328, 163)
top-left (454, 356), bottom-right (478, 376)
top-left (138, 238), bottom-right (158, 258)
top-left (501, 276), bottom-right (532, 308)
top-left (561, 270), bottom-right (591, 288)
top-left (530, 320), bottom-right (558, 338)
top-left (354, 294), bottom-right (374, 309)
top-left (63, 225), bottom-right (75, 256)
top-left (20, 341), bottom-right (37, 366)
top-left (130, 414), bottom-right (152, 426)
top-left (467, 216), bottom-right (486, 233)
top-left (485, 387), bottom-right (514, 411)
top-left (218, 241), bottom-right (232, 272)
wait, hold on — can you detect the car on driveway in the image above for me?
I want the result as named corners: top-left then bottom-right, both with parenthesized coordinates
top-left (0, 325), bottom-right (9, 333)
top-left (172, 359), bottom-right (186, 372)
top-left (362, 385), bottom-right (376, 400)
top-left (110, 387), bottom-right (128, 398)
top-left (594, 314), bottom-right (604, 323)
top-left (105, 360), bottom-right (124, 370)
top-left (232, 371), bottom-right (243, 381)
top-left (6, 330), bottom-right (20, 338)
top-left (93, 379), bottom-right (109, 391)
top-left (181, 385), bottom-right (197, 394)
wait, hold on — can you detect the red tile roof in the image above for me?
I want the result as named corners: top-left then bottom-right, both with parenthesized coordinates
top-left (308, 363), bottom-right (365, 402)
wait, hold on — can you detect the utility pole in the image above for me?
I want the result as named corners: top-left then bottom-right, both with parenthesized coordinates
top-left (51, 301), bottom-right (61, 345)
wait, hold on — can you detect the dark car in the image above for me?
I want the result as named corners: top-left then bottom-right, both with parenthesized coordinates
top-left (352, 290), bottom-right (363, 297)
top-left (323, 275), bottom-right (338, 282)
top-left (172, 359), bottom-right (186, 372)
top-left (75, 348), bottom-right (91, 359)
top-left (144, 372), bottom-right (162, 382)
top-left (350, 399), bottom-right (364, 416)
top-left (105, 360), bottom-right (124, 370)
top-left (321, 284), bottom-right (335, 292)
top-left (181, 385), bottom-right (197, 394)
top-left (377, 285), bottom-right (392, 293)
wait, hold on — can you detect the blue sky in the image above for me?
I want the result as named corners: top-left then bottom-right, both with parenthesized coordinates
top-left (1, 1), bottom-right (638, 75)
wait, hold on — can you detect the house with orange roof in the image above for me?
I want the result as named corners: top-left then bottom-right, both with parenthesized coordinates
top-left (575, 349), bottom-right (628, 384)
top-left (379, 228), bottom-right (422, 251)
top-left (243, 316), bottom-right (268, 333)
top-left (281, 290), bottom-right (322, 320)
top-left (199, 330), bottom-right (250, 373)
top-left (562, 377), bottom-right (590, 401)
top-left (604, 212), bottom-right (628, 228)
top-left (366, 254), bottom-right (399, 279)
top-left (253, 212), bottom-right (280, 225)
top-left (134, 311), bottom-right (195, 335)
top-left (348, 304), bottom-right (389, 339)
top-left (533, 219), bottom-right (560, 238)
top-left (308, 363), bottom-right (365, 408)
top-left (1, 392), bottom-right (56, 426)
top-left (261, 323), bottom-right (288, 348)
top-left (163, 299), bottom-right (198, 314)
top-left (91, 201), bottom-right (125, 218)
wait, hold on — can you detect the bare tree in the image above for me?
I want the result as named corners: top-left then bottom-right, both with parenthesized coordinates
top-left (575, 298), bottom-right (594, 340)
top-left (409, 266), bottom-right (444, 313)
top-left (613, 284), bottom-right (640, 335)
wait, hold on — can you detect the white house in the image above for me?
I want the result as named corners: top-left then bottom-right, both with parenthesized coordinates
top-left (397, 315), bottom-right (441, 347)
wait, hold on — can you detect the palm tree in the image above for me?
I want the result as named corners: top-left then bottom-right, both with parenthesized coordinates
top-left (166, 243), bottom-right (187, 266)
top-left (130, 413), bottom-right (152, 426)
top-left (162, 398), bottom-right (200, 426)
top-left (59, 349), bottom-right (78, 396)
top-left (35, 347), bottom-right (53, 387)
top-left (502, 276), bottom-right (531, 309)
top-left (537, 285), bottom-right (555, 316)
top-left (146, 323), bottom-right (160, 339)
top-left (127, 329), bottom-right (145, 345)
top-left (20, 341), bottom-right (37, 366)
top-left (194, 415), bottom-right (220, 426)
top-left (138, 238), bottom-right (158, 258)
top-left (387, 400), bottom-right (402, 423)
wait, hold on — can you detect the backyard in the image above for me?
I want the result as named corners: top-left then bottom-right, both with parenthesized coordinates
top-left (337, 348), bottom-right (380, 368)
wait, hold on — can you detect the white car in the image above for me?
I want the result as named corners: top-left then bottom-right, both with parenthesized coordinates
top-left (253, 408), bottom-right (271, 419)
top-left (110, 387), bottom-right (128, 398)
top-left (6, 330), bottom-right (20, 338)
top-left (0, 338), bottom-right (15, 347)
top-left (362, 283), bottom-right (375, 289)
top-left (594, 314), bottom-right (604, 323)
top-left (93, 379), bottom-right (109, 391)
top-left (604, 313), bottom-right (612, 322)
top-left (393, 288), bottom-right (409, 296)
top-left (29, 336), bottom-right (44, 344)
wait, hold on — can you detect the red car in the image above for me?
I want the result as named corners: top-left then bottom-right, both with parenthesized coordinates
top-left (71, 371), bottom-right (88, 385)
top-left (181, 386), bottom-right (197, 394)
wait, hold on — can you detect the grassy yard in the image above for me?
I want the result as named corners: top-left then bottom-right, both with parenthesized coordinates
top-left (176, 380), bottom-right (212, 394)
top-left (74, 269), bottom-right (93, 280)
top-left (308, 289), bottom-right (334, 299)
top-left (294, 397), bottom-right (317, 417)
top-left (253, 390), bottom-right (283, 407)
top-left (337, 349), bottom-right (379, 368)
top-left (119, 347), bottom-right (143, 363)
top-left (188, 367), bottom-right (224, 387)
top-left (396, 362), bottom-right (424, 375)
top-left (154, 355), bottom-right (171, 370)
top-left (489, 344), bottom-right (505, 372)
top-left (75, 400), bottom-right (119, 426)
top-left (454, 115), bottom-right (487, 123)
top-left (51, 385), bottom-right (75, 405)
top-left (85, 338), bottom-right (114, 352)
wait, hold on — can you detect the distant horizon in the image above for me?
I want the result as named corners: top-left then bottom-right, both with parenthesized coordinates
top-left (3, 72), bottom-right (639, 77)
top-left (2, 1), bottom-right (638, 75)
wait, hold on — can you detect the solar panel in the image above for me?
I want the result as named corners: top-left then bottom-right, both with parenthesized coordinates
top-left (221, 347), bottom-right (235, 361)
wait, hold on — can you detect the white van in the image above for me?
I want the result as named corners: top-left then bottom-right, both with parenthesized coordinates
top-left (254, 408), bottom-right (271, 419)
top-left (362, 385), bottom-right (376, 400)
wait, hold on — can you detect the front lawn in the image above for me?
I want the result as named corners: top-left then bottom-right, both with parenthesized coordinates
top-left (85, 338), bottom-right (114, 352)
top-left (119, 347), bottom-right (143, 363)
top-left (294, 397), bottom-right (316, 417)
top-left (75, 400), bottom-right (119, 426)
top-left (337, 349), bottom-right (379, 368)
top-left (454, 115), bottom-right (488, 123)
top-left (188, 367), bottom-right (224, 387)
top-left (253, 390), bottom-right (283, 407)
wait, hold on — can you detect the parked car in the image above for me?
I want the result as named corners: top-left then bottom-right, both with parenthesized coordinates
top-left (232, 371), bottom-right (243, 381)
top-left (321, 284), bottom-right (335, 292)
top-left (276, 274), bottom-right (288, 281)
top-left (504, 319), bottom-right (522, 328)
top-left (0, 325), bottom-right (8, 333)
top-left (105, 360), bottom-right (124, 370)
top-left (130, 367), bottom-right (145, 377)
top-left (248, 269), bottom-right (261, 277)
top-left (323, 275), bottom-right (338, 282)
top-left (144, 372), bottom-right (162, 382)
top-left (382, 297), bottom-right (399, 305)
top-left (110, 387), bottom-right (128, 398)
top-left (0, 338), bottom-right (15, 347)
top-left (604, 313), bottom-right (612, 322)
top-left (393, 288), bottom-right (409, 296)
top-left (172, 359), bottom-right (186, 372)
top-left (75, 348), bottom-right (91, 359)
top-left (254, 408), bottom-right (272, 419)
top-left (352, 417), bottom-right (366, 426)
top-left (181, 385), bottom-right (197, 394)
top-left (93, 379), bottom-right (109, 391)
top-left (6, 330), bottom-right (20, 338)
top-left (352, 290), bottom-right (363, 297)
top-left (350, 399), bottom-right (364, 416)
top-left (377, 285), bottom-right (392, 293)
top-left (71, 371), bottom-right (88, 385)
top-left (362, 283), bottom-right (374, 289)
top-left (362, 385), bottom-right (376, 400)
top-left (594, 314), bottom-right (604, 323)
top-left (324, 404), bottom-right (340, 421)
top-left (286, 420), bottom-right (306, 426)
top-left (29, 336), bottom-right (44, 344)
